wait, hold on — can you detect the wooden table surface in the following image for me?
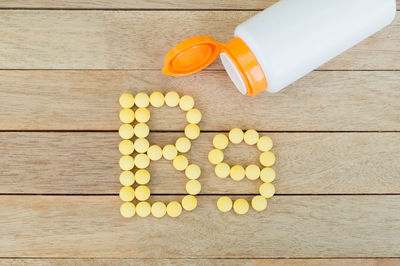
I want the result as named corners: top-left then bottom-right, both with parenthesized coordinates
top-left (0, 1), bottom-right (399, 265)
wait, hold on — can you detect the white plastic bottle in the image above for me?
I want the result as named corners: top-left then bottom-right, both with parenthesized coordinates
top-left (163, 0), bottom-right (396, 96)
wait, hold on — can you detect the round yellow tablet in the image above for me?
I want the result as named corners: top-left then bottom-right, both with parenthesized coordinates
top-left (208, 149), bottom-right (224, 165)
top-left (233, 199), bottom-right (249, 215)
top-left (181, 195), bottom-right (197, 211)
top-left (173, 155), bottom-right (189, 171)
top-left (257, 136), bottom-right (273, 151)
top-left (217, 196), bottom-right (232, 212)
top-left (215, 163), bottom-right (230, 178)
top-left (135, 92), bottom-right (149, 108)
top-left (186, 108), bottom-right (202, 124)
top-left (136, 201), bottom-right (151, 217)
top-left (134, 138), bottom-right (149, 153)
top-left (162, 144), bottom-right (178, 160)
top-left (186, 179), bottom-right (201, 195)
top-left (259, 182), bottom-right (275, 198)
top-left (119, 108), bottom-right (135, 124)
top-left (175, 137), bottom-right (191, 153)
top-left (119, 124), bottom-right (134, 139)
top-left (167, 201), bottom-right (182, 217)
top-left (119, 93), bottom-right (135, 108)
top-left (134, 153), bottom-right (150, 169)
top-left (230, 165), bottom-right (245, 181)
top-left (259, 151), bottom-right (276, 167)
top-left (119, 186), bottom-right (135, 201)
top-left (229, 128), bottom-right (244, 144)
top-left (251, 196), bottom-right (268, 211)
top-left (134, 123), bottom-right (150, 138)
top-left (213, 134), bottom-right (229, 150)
top-left (135, 107), bottom-right (150, 123)
top-left (119, 139), bottom-right (134, 155)
top-left (119, 155), bottom-right (134, 170)
top-left (120, 171), bottom-right (135, 186)
top-left (185, 123), bottom-right (200, 140)
top-left (120, 202), bottom-right (135, 218)
top-left (245, 164), bottom-right (260, 180)
top-left (165, 91), bottom-right (180, 107)
top-left (260, 167), bottom-right (276, 183)
top-left (151, 201), bottom-right (167, 218)
top-left (135, 185), bottom-right (150, 201)
top-left (150, 91), bottom-right (165, 107)
top-left (147, 145), bottom-right (162, 161)
top-left (185, 164), bottom-right (201, 179)
top-left (179, 95), bottom-right (194, 111)
top-left (135, 169), bottom-right (150, 185)
top-left (244, 129), bottom-right (259, 145)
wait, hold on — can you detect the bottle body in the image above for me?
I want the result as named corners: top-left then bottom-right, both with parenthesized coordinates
top-left (223, 0), bottom-right (396, 94)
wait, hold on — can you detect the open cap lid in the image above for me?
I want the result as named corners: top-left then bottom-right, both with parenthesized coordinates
top-left (162, 36), bottom-right (222, 77)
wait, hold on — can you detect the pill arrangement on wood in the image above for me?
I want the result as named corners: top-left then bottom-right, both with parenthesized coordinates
top-left (118, 92), bottom-right (276, 218)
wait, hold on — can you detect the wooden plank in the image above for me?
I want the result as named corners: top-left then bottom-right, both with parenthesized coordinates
top-left (0, 195), bottom-right (399, 257)
top-left (1, 132), bottom-right (399, 194)
top-left (0, 71), bottom-right (399, 131)
top-left (0, 11), bottom-right (398, 70)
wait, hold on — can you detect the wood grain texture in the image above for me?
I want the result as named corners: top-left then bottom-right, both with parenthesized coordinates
top-left (0, 11), bottom-right (398, 70)
top-left (0, 71), bottom-right (399, 131)
top-left (1, 132), bottom-right (399, 194)
top-left (1, 195), bottom-right (400, 257)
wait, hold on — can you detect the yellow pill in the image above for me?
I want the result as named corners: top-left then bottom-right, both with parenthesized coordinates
top-left (186, 179), bottom-right (201, 195)
top-left (173, 155), bottom-right (189, 171)
top-left (120, 202), bottom-right (135, 218)
top-left (217, 196), bottom-right (232, 212)
top-left (120, 171), bottom-right (135, 186)
top-left (259, 182), bottom-right (275, 198)
top-left (135, 107), bottom-right (150, 123)
top-left (119, 155), bottom-right (134, 170)
top-left (233, 199), bottom-right (249, 215)
top-left (208, 149), bottom-right (224, 165)
top-left (175, 137), bottom-right (191, 153)
top-left (251, 196), bottom-right (268, 211)
top-left (165, 91), bottom-right (180, 107)
top-left (244, 129), bottom-right (259, 145)
top-left (186, 108), bottom-right (202, 124)
top-left (259, 151), bottom-right (276, 167)
top-left (147, 145), bottom-right (162, 161)
top-left (167, 201), bottom-right (182, 217)
top-left (134, 138), bottom-right (149, 153)
top-left (181, 195), bottom-right (197, 211)
top-left (119, 186), bottom-right (135, 201)
top-left (150, 91), bottom-right (165, 107)
top-left (230, 165), bottom-right (245, 181)
top-left (215, 163), bottom-right (230, 178)
top-left (179, 95), bottom-right (195, 111)
top-left (245, 164), bottom-right (260, 180)
top-left (135, 185), bottom-right (150, 201)
top-left (134, 123), bottom-right (150, 138)
top-left (229, 128), bottom-right (244, 144)
top-left (136, 201), bottom-right (151, 217)
top-left (119, 108), bottom-right (135, 124)
top-left (257, 136), bottom-right (273, 151)
top-left (185, 123), bottom-right (200, 140)
top-left (119, 124), bottom-right (134, 139)
top-left (135, 153), bottom-right (150, 169)
top-left (151, 201), bottom-right (167, 218)
top-left (119, 93), bottom-right (135, 108)
top-left (260, 167), bottom-right (276, 183)
top-left (213, 134), bottom-right (229, 150)
top-left (185, 164), bottom-right (201, 179)
top-left (162, 144), bottom-right (178, 160)
top-left (119, 139), bottom-right (134, 155)
top-left (135, 92), bottom-right (149, 108)
top-left (135, 169), bottom-right (150, 185)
